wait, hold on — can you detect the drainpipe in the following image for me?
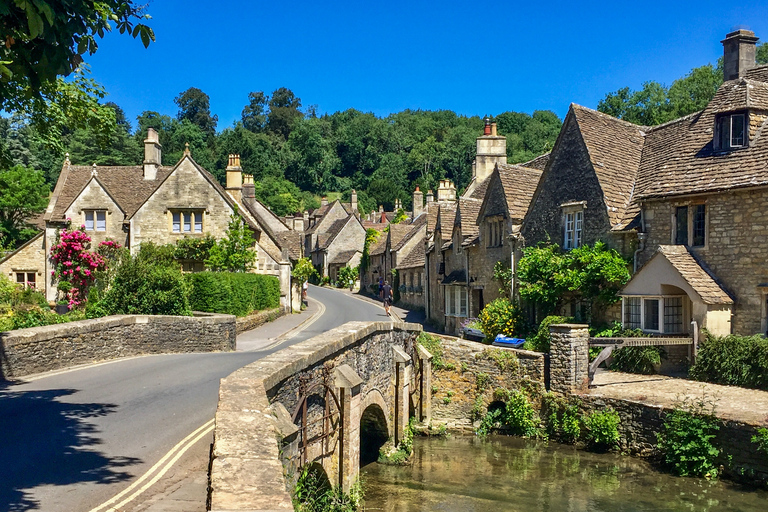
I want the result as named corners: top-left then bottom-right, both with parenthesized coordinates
top-left (424, 244), bottom-right (430, 320)
top-left (634, 232), bottom-right (647, 274)
top-left (464, 246), bottom-right (470, 318)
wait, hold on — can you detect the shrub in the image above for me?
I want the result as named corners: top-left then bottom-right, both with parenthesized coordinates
top-left (417, 332), bottom-right (446, 370)
top-left (293, 465), bottom-right (363, 512)
top-left (583, 408), bottom-right (620, 450)
top-left (542, 393), bottom-right (582, 444)
top-left (657, 395), bottom-right (720, 477)
top-left (689, 332), bottom-right (768, 390)
top-left (187, 272), bottom-right (280, 316)
top-left (752, 427), bottom-right (768, 455)
top-left (610, 346), bottom-right (665, 374)
top-left (0, 306), bottom-right (86, 330)
top-left (478, 389), bottom-right (541, 438)
top-left (50, 225), bottom-right (108, 308)
top-left (336, 265), bottom-right (357, 289)
top-left (478, 298), bottom-right (523, 341)
top-left (526, 315), bottom-right (573, 353)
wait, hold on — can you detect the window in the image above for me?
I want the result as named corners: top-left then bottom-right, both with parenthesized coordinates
top-left (644, 298), bottom-right (660, 331)
top-left (664, 297), bottom-right (684, 333)
top-left (84, 210), bottom-right (106, 232)
top-left (673, 203), bottom-right (706, 248)
top-left (15, 272), bottom-right (36, 289)
top-left (487, 218), bottom-right (504, 247)
top-left (171, 210), bottom-right (204, 234)
top-left (564, 210), bottom-right (583, 250)
top-left (715, 113), bottom-right (747, 150)
top-left (623, 296), bottom-right (687, 334)
top-left (445, 286), bottom-right (468, 317)
top-left (624, 297), bottom-right (641, 329)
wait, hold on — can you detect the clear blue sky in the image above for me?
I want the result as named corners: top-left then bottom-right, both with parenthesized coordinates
top-left (85, 0), bottom-right (768, 130)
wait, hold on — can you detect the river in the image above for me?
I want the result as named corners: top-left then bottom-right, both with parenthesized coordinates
top-left (361, 436), bottom-right (767, 511)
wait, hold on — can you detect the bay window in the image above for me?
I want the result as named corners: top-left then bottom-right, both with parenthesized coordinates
top-left (623, 296), bottom-right (686, 334)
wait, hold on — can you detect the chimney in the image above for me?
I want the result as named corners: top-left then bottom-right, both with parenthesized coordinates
top-left (351, 189), bottom-right (358, 215)
top-left (437, 179), bottom-right (456, 203)
top-left (242, 174), bottom-right (256, 205)
top-left (472, 118), bottom-right (507, 187)
top-left (722, 28), bottom-right (759, 81)
top-left (293, 213), bottom-right (304, 232)
top-left (412, 186), bottom-right (424, 218)
top-left (143, 127), bottom-right (162, 180)
top-left (483, 116), bottom-right (491, 136)
top-left (379, 204), bottom-right (384, 213)
top-left (303, 210), bottom-right (309, 222)
top-left (226, 154), bottom-right (243, 202)
top-left (426, 189), bottom-right (434, 205)
top-left (321, 196), bottom-right (328, 207)
top-left (394, 198), bottom-right (402, 211)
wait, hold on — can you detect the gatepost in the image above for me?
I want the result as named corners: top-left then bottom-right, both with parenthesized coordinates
top-left (548, 324), bottom-right (589, 395)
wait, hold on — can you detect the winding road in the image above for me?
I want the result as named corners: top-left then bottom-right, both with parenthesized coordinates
top-left (0, 286), bottom-right (387, 512)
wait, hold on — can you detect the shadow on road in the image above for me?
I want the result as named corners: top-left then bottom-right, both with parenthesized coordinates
top-left (0, 381), bottom-right (140, 511)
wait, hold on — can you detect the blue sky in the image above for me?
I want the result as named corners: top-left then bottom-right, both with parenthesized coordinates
top-left (85, 0), bottom-right (768, 130)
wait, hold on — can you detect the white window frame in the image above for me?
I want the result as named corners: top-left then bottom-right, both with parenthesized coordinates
top-left (563, 210), bottom-right (583, 250)
top-left (715, 112), bottom-right (748, 150)
top-left (622, 295), bottom-right (687, 334)
top-left (84, 210), bottom-right (106, 232)
top-left (445, 285), bottom-right (467, 318)
top-left (171, 210), bottom-right (204, 234)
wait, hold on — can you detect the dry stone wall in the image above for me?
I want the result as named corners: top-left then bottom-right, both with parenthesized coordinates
top-left (0, 312), bottom-right (235, 379)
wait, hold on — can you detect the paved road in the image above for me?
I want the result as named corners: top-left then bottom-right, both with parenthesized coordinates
top-left (0, 286), bottom-right (386, 512)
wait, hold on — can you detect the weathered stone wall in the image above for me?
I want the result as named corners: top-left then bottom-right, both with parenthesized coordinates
top-left (0, 233), bottom-right (46, 293)
top-left (0, 312), bottom-right (236, 379)
top-left (579, 395), bottom-right (768, 484)
top-left (235, 308), bottom-right (283, 335)
top-left (64, 179), bottom-right (128, 249)
top-left (639, 187), bottom-right (768, 335)
top-left (549, 324), bottom-right (589, 394)
top-left (397, 267), bottom-right (424, 310)
top-left (210, 321), bottom-right (423, 512)
top-left (428, 336), bottom-right (546, 431)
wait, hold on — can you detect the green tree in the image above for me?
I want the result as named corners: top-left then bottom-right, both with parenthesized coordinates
top-left (174, 87), bottom-right (218, 138)
top-left (0, 165), bottom-right (49, 248)
top-left (267, 87), bottom-right (303, 139)
top-left (206, 209), bottom-right (257, 272)
top-left (242, 91), bottom-right (268, 133)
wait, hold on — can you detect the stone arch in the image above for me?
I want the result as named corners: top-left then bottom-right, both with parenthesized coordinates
top-left (359, 390), bottom-right (391, 466)
top-left (361, 388), bottom-right (391, 435)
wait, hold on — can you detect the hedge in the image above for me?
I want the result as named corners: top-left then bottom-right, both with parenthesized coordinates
top-left (187, 272), bottom-right (280, 316)
top-left (689, 332), bottom-right (768, 390)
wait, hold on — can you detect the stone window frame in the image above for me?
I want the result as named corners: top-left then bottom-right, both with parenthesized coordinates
top-left (714, 111), bottom-right (748, 151)
top-left (485, 215), bottom-right (504, 248)
top-left (670, 200), bottom-right (708, 250)
top-left (14, 270), bottom-right (38, 289)
top-left (169, 209), bottom-right (206, 235)
top-left (561, 201), bottom-right (586, 250)
top-left (621, 295), bottom-right (689, 334)
top-left (83, 209), bottom-right (107, 232)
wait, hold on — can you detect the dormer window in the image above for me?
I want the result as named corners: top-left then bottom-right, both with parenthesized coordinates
top-left (715, 112), bottom-right (747, 150)
top-left (561, 201), bottom-right (586, 250)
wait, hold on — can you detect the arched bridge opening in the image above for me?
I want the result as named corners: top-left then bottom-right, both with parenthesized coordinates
top-left (360, 403), bottom-right (389, 466)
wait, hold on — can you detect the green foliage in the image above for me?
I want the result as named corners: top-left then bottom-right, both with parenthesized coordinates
top-left (206, 208), bottom-right (257, 272)
top-left (187, 272), bottom-right (279, 316)
top-left (359, 228), bottom-right (381, 274)
top-left (517, 242), bottom-right (630, 322)
top-left (492, 261), bottom-right (512, 298)
top-left (478, 348), bottom-right (519, 373)
top-left (583, 408), bottom-right (621, 450)
top-left (478, 298), bottom-right (523, 341)
top-left (477, 389), bottom-right (541, 438)
top-left (525, 315), bottom-right (573, 353)
top-left (542, 394), bottom-right (583, 444)
top-left (292, 257), bottom-right (318, 283)
top-left (292, 466), bottom-right (363, 512)
top-left (0, 164), bottom-right (49, 248)
top-left (610, 346), bottom-right (664, 375)
top-left (657, 395), bottom-right (721, 477)
top-left (752, 428), bottom-right (768, 456)
top-left (336, 265), bottom-right (358, 289)
top-left (94, 244), bottom-right (191, 316)
top-left (417, 332), bottom-right (446, 370)
top-left (173, 235), bottom-right (216, 262)
top-left (689, 332), bottom-right (768, 390)
top-left (378, 418), bottom-right (415, 465)
top-left (174, 87), bottom-right (217, 138)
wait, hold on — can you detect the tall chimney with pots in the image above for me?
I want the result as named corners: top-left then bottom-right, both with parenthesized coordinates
top-left (242, 174), bottom-right (256, 206)
top-left (412, 186), bottom-right (424, 218)
top-left (471, 116), bottom-right (506, 191)
top-left (436, 180), bottom-right (457, 203)
top-left (226, 154), bottom-right (243, 202)
top-left (293, 213), bottom-right (305, 232)
top-left (426, 189), bottom-right (434, 205)
top-left (143, 127), bottom-right (162, 180)
top-left (351, 189), bottom-right (358, 216)
top-left (723, 28), bottom-right (759, 81)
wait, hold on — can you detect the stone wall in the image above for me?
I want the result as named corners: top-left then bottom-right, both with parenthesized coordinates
top-left (235, 308), bottom-right (283, 335)
top-left (428, 336), bottom-right (546, 431)
top-left (0, 233), bottom-right (46, 293)
top-left (639, 187), bottom-right (768, 335)
top-left (210, 321), bottom-right (423, 512)
top-left (0, 312), bottom-right (235, 379)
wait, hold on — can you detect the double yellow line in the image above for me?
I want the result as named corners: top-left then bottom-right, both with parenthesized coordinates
top-left (88, 419), bottom-right (215, 512)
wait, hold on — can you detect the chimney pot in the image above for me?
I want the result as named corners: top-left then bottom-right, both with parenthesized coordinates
top-left (491, 122), bottom-right (497, 136)
top-left (483, 116), bottom-right (491, 136)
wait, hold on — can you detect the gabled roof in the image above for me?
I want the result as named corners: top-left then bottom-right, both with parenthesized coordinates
top-left (388, 224), bottom-right (414, 252)
top-left (623, 245), bottom-right (733, 305)
top-left (396, 232), bottom-right (426, 270)
top-left (456, 197), bottom-right (482, 246)
top-left (570, 104), bottom-right (647, 230)
top-left (0, 231), bottom-right (43, 265)
top-left (369, 232), bottom-right (388, 256)
top-left (468, 175), bottom-right (491, 200)
top-left (494, 163), bottom-right (543, 222)
top-left (435, 203), bottom-right (456, 236)
top-left (391, 215), bottom-right (427, 252)
top-left (330, 249), bottom-right (361, 265)
top-left (523, 152), bottom-right (551, 170)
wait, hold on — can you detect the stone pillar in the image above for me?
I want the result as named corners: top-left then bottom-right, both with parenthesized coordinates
top-left (549, 324), bottom-right (589, 395)
top-left (416, 344), bottom-right (433, 423)
top-left (278, 251), bottom-right (292, 313)
top-left (392, 345), bottom-right (411, 445)
top-left (334, 365), bottom-right (363, 491)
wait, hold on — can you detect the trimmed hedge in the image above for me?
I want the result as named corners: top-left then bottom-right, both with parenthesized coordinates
top-left (689, 332), bottom-right (768, 390)
top-left (187, 272), bottom-right (280, 316)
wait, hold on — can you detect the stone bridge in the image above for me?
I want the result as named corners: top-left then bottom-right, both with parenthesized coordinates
top-left (209, 321), bottom-right (429, 511)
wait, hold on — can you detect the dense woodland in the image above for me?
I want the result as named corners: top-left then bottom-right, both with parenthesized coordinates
top-left (2, 42), bottom-right (767, 251)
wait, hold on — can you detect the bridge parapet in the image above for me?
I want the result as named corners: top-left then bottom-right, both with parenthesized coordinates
top-left (210, 320), bottom-right (424, 512)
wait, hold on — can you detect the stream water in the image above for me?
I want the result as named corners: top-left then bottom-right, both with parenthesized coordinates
top-left (361, 436), bottom-right (767, 511)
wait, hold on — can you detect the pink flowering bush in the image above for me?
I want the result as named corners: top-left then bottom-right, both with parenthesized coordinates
top-left (50, 225), bottom-right (119, 308)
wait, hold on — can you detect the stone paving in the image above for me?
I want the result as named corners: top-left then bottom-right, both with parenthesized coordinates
top-left (590, 369), bottom-right (768, 426)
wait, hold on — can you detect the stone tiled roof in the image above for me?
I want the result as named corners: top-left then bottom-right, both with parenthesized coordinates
top-left (468, 175), bottom-right (491, 200)
top-left (437, 203), bottom-right (456, 236)
top-left (317, 218), bottom-right (348, 250)
top-left (707, 78), bottom-right (768, 113)
top-left (387, 224), bottom-right (413, 251)
top-left (330, 249), bottom-right (360, 264)
top-left (47, 164), bottom-right (173, 221)
top-left (369, 233), bottom-right (388, 256)
top-left (425, 203), bottom-right (439, 234)
top-left (496, 163), bottom-right (543, 221)
top-left (441, 269), bottom-right (466, 285)
top-left (745, 65), bottom-right (768, 82)
top-left (571, 104), bottom-right (647, 230)
top-left (635, 80), bottom-right (768, 200)
top-left (275, 231), bottom-right (303, 260)
top-left (457, 197), bottom-right (481, 245)
top-left (656, 245), bottom-right (733, 304)
top-left (392, 215), bottom-right (426, 252)
top-left (522, 152), bottom-right (551, 170)
top-left (396, 233), bottom-right (425, 270)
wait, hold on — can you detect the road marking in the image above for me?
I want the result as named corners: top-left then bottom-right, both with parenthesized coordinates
top-left (88, 419), bottom-right (215, 512)
top-left (249, 297), bottom-right (327, 353)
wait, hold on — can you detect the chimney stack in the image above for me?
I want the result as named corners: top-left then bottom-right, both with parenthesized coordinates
top-left (293, 213), bottom-right (305, 232)
top-left (321, 196), bottom-right (328, 207)
top-left (483, 116), bottom-right (491, 136)
top-left (426, 190), bottom-right (434, 205)
top-left (437, 180), bottom-right (457, 203)
top-left (226, 154), bottom-right (243, 202)
top-left (412, 186), bottom-right (424, 218)
top-left (143, 127), bottom-right (162, 180)
top-left (242, 174), bottom-right (255, 205)
top-left (722, 28), bottom-right (759, 81)
top-left (379, 204), bottom-right (384, 213)
top-left (470, 118), bottom-right (507, 190)
top-left (351, 189), bottom-right (358, 215)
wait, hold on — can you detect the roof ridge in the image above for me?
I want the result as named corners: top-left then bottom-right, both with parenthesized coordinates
top-left (570, 103), bottom-right (650, 131)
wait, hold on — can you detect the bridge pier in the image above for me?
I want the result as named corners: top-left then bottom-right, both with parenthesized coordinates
top-left (416, 344), bottom-right (433, 423)
top-left (392, 345), bottom-right (411, 445)
top-left (334, 365), bottom-right (363, 492)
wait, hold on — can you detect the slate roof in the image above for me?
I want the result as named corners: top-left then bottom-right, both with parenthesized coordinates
top-left (391, 215), bottom-right (426, 252)
top-left (441, 269), bottom-right (467, 285)
top-left (468, 175), bottom-right (491, 200)
top-left (457, 197), bottom-right (482, 246)
top-left (369, 233), bottom-right (388, 256)
top-left (523, 152), bottom-right (551, 170)
top-left (437, 203), bottom-right (456, 236)
top-left (316, 218), bottom-right (348, 250)
top-left (396, 233), bottom-right (426, 270)
top-left (330, 249), bottom-right (360, 264)
top-left (387, 224), bottom-right (413, 252)
top-left (496, 163), bottom-right (544, 221)
top-left (745, 65), bottom-right (768, 82)
top-left (275, 231), bottom-right (303, 260)
top-left (570, 104), bottom-right (647, 230)
top-left (649, 246), bottom-right (733, 304)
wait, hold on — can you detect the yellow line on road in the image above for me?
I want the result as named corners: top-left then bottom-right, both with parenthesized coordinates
top-left (88, 418), bottom-right (215, 512)
top-left (250, 297), bottom-right (327, 353)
